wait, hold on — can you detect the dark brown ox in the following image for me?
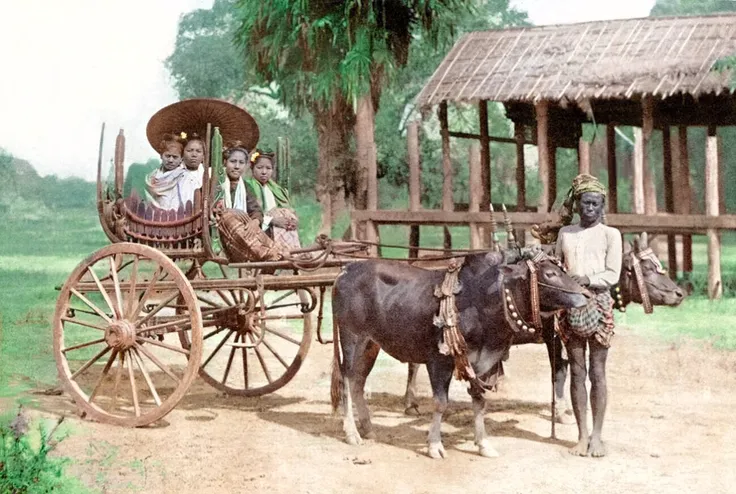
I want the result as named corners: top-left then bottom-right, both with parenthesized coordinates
top-left (404, 233), bottom-right (686, 428)
top-left (330, 250), bottom-right (589, 459)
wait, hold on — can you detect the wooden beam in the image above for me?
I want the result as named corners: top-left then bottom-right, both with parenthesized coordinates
top-left (706, 125), bottom-right (722, 299)
top-left (578, 136), bottom-right (591, 175)
top-left (439, 101), bottom-right (453, 213)
top-left (536, 101), bottom-right (550, 213)
top-left (479, 100), bottom-right (491, 209)
top-left (351, 209), bottom-right (736, 233)
top-left (678, 126), bottom-right (693, 275)
top-left (606, 125), bottom-right (618, 213)
top-left (448, 130), bottom-right (519, 144)
top-left (407, 120), bottom-right (421, 259)
top-left (662, 126), bottom-right (677, 279)
top-left (469, 143), bottom-right (482, 249)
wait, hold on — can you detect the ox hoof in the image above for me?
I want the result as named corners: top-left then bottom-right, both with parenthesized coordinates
top-left (362, 430), bottom-right (377, 440)
top-left (404, 404), bottom-right (420, 416)
top-left (428, 442), bottom-right (446, 459)
top-left (588, 437), bottom-right (607, 458)
top-left (478, 441), bottom-right (499, 458)
top-left (569, 439), bottom-right (589, 457)
top-left (346, 433), bottom-right (363, 446)
top-left (554, 409), bottom-right (576, 425)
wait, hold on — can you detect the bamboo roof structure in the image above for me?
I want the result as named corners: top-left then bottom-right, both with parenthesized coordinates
top-left (416, 13), bottom-right (736, 107)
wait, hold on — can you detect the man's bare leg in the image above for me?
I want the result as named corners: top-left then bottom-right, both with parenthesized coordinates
top-left (567, 336), bottom-right (589, 456)
top-left (588, 339), bottom-right (609, 457)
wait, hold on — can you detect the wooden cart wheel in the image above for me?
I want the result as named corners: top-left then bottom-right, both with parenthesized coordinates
top-left (179, 264), bottom-right (313, 396)
top-left (53, 243), bottom-right (203, 427)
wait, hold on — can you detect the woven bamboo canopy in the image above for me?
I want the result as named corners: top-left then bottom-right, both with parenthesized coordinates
top-left (416, 13), bottom-right (736, 128)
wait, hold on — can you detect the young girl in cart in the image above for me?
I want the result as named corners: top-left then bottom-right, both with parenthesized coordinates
top-left (245, 151), bottom-right (301, 250)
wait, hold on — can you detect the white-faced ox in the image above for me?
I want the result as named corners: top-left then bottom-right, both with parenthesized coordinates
top-left (330, 250), bottom-right (589, 459)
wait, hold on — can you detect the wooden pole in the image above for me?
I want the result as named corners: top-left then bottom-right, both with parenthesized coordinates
top-left (535, 101), bottom-right (550, 213)
top-left (706, 125), bottom-right (722, 299)
top-left (114, 129), bottom-right (125, 199)
top-left (515, 123), bottom-right (526, 245)
top-left (678, 126), bottom-right (693, 276)
top-left (515, 123), bottom-right (526, 210)
top-left (606, 125), bottom-right (618, 213)
top-left (549, 138), bottom-right (557, 208)
top-left (479, 100), bottom-right (491, 208)
top-left (633, 96), bottom-right (653, 216)
top-left (578, 136), bottom-right (591, 175)
top-left (439, 101), bottom-right (453, 253)
top-left (662, 126), bottom-right (677, 279)
top-left (469, 143), bottom-right (482, 249)
top-left (407, 120), bottom-right (421, 259)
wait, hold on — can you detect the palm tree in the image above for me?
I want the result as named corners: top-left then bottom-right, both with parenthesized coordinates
top-left (234, 0), bottom-right (471, 233)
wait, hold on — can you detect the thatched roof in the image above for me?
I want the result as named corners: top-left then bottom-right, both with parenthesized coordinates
top-left (416, 13), bottom-right (736, 107)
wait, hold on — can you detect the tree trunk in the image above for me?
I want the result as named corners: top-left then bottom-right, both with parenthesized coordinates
top-left (313, 99), bottom-right (355, 236)
top-left (353, 92), bottom-right (378, 244)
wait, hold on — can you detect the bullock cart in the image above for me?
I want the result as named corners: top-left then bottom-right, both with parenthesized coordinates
top-left (53, 100), bottom-right (367, 427)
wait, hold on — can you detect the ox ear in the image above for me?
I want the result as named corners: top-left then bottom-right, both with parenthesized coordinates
top-left (623, 241), bottom-right (633, 255)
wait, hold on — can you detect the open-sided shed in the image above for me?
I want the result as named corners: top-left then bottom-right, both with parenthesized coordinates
top-left (352, 13), bottom-right (736, 298)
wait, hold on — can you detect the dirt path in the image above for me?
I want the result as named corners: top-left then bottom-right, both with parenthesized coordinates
top-left (30, 326), bottom-right (736, 494)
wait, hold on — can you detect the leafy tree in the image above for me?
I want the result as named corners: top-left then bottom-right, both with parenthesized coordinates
top-left (650, 0), bottom-right (736, 16)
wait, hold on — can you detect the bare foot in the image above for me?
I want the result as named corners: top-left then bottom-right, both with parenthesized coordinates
top-left (569, 438), bottom-right (589, 456)
top-left (588, 437), bottom-right (607, 457)
top-left (404, 404), bottom-right (420, 416)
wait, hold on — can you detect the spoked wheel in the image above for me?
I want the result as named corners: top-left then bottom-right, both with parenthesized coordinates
top-left (179, 263), bottom-right (314, 396)
top-left (53, 243), bottom-right (202, 427)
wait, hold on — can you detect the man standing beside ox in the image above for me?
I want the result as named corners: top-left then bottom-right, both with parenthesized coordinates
top-left (554, 174), bottom-right (621, 457)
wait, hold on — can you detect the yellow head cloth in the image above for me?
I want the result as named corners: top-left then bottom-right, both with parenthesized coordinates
top-left (571, 173), bottom-right (607, 198)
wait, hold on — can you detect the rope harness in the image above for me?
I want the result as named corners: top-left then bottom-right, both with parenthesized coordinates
top-left (433, 254), bottom-right (547, 392)
top-left (618, 247), bottom-right (663, 314)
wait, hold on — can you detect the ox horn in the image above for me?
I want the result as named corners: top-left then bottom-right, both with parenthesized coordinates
top-left (502, 204), bottom-right (518, 250)
top-left (489, 203), bottom-right (499, 251)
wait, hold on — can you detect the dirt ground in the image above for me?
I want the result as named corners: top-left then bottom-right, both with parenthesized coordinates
top-left (25, 325), bottom-right (736, 494)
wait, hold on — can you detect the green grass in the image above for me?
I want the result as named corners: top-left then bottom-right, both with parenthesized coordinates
top-left (618, 297), bottom-right (736, 350)
top-left (0, 209), bottom-right (108, 396)
top-left (3, 197), bottom-right (736, 401)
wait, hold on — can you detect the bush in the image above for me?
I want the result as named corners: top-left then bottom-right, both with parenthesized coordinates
top-left (0, 407), bottom-right (86, 494)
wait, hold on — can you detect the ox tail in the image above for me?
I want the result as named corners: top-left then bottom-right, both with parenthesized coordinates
top-left (330, 283), bottom-right (344, 414)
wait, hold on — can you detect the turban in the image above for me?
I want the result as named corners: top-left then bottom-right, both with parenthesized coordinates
top-left (571, 174), bottom-right (607, 198)
top-left (556, 174), bottom-right (607, 227)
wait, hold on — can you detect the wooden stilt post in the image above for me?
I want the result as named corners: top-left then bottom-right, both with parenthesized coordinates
top-left (439, 101), bottom-right (453, 253)
top-left (606, 125), bottom-right (618, 213)
top-left (515, 123), bottom-right (526, 245)
top-left (633, 96), bottom-right (653, 216)
top-left (578, 136), bottom-right (591, 175)
top-left (706, 125), bottom-right (722, 299)
top-left (407, 120), bottom-right (421, 260)
top-left (479, 101), bottom-right (491, 247)
top-left (678, 126), bottom-right (693, 278)
top-left (535, 101), bottom-right (550, 213)
top-left (662, 126), bottom-right (677, 279)
top-left (469, 143), bottom-right (482, 249)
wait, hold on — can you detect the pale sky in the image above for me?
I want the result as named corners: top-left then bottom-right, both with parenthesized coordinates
top-left (0, 0), bottom-right (655, 180)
